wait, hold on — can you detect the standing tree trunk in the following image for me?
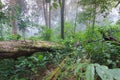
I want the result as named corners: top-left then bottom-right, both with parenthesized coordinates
top-left (49, 1), bottom-right (51, 28)
top-left (0, 25), bottom-right (3, 39)
top-left (92, 1), bottom-right (97, 34)
top-left (74, 0), bottom-right (79, 34)
top-left (42, 0), bottom-right (51, 28)
top-left (9, 0), bottom-right (18, 35)
top-left (11, 19), bottom-right (17, 35)
top-left (0, 1), bottom-right (2, 39)
top-left (46, 2), bottom-right (49, 27)
top-left (42, 0), bottom-right (51, 40)
top-left (61, 0), bottom-right (65, 39)
top-left (43, 0), bottom-right (47, 27)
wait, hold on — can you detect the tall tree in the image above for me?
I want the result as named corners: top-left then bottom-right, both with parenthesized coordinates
top-left (92, 0), bottom-right (97, 33)
top-left (9, 0), bottom-right (26, 35)
top-left (42, 0), bottom-right (51, 28)
top-left (79, 0), bottom-right (118, 31)
top-left (9, 0), bottom-right (19, 35)
top-left (61, 0), bottom-right (65, 39)
top-left (74, 0), bottom-right (79, 33)
top-left (0, 1), bottom-right (5, 39)
top-left (48, 1), bottom-right (51, 28)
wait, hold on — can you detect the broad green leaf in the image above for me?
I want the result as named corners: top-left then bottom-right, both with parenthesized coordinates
top-left (85, 64), bottom-right (95, 80)
top-left (38, 54), bottom-right (44, 61)
top-left (109, 69), bottom-right (120, 80)
top-left (74, 63), bottom-right (83, 74)
top-left (96, 65), bottom-right (113, 80)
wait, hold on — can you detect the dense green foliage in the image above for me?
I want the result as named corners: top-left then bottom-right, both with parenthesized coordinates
top-left (0, 24), bottom-right (120, 80)
top-left (0, 0), bottom-right (120, 80)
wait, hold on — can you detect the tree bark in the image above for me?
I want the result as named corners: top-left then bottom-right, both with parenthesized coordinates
top-left (43, 0), bottom-right (50, 28)
top-left (49, 1), bottom-right (51, 28)
top-left (9, 0), bottom-right (18, 35)
top-left (0, 40), bottom-right (63, 59)
top-left (92, 1), bottom-right (97, 34)
top-left (74, 0), bottom-right (79, 34)
top-left (0, 24), bottom-right (3, 39)
top-left (61, 0), bottom-right (65, 39)
top-left (43, 0), bottom-right (47, 26)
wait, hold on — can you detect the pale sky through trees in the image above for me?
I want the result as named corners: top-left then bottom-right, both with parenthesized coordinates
top-left (1, 0), bottom-right (119, 25)
top-left (1, 0), bottom-right (120, 36)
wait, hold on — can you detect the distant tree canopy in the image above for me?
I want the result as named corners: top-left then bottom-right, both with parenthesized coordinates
top-left (77, 0), bottom-right (119, 25)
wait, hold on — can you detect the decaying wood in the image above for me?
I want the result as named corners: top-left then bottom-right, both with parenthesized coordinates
top-left (0, 40), bottom-right (63, 59)
top-left (100, 31), bottom-right (120, 46)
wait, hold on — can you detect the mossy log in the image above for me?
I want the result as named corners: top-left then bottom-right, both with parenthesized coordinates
top-left (0, 40), bottom-right (63, 59)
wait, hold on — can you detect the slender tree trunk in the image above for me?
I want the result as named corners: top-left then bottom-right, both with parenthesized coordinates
top-left (16, 0), bottom-right (26, 12)
top-left (49, 2), bottom-right (51, 28)
top-left (9, 0), bottom-right (18, 35)
top-left (74, 0), bottom-right (79, 34)
top-left (46, 3), bottom-right (49, 27)
top-left (92, 2), bottom-right (97, 33)
top-left (0, 25), bottom-right (3, 39)
top-left (61, 0), bottom-right (65, 39)
top-left (12, 20), bottom-right (17, 34)
top-left (22, 29), bottom-right (26, 40)
top-left (43, 0), bottom-right (48, 27)
top-left (43, 0), bottom-right (51, 28)
top-left (42, 0), bottom-right (51, 40)
top-left (0, 1), bottom-right (3, 39)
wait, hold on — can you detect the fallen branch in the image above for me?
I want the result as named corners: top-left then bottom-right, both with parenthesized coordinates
top-left (45, 53), bottom-right (73, 80)
top-left (100, 31), bottom-right (120, 46)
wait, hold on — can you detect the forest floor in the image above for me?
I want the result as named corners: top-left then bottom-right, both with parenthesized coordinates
top-left (31, 63), bottom-right (55, 80)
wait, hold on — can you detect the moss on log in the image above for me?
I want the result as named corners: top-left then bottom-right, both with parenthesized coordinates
top-left (0, 40), bottom-right (63, 59)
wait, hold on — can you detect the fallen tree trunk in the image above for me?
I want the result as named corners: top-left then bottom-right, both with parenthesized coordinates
top-left (100, 30), bottom-right (120, 46)
top-left (0, 40), bottom-right (63, 59)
